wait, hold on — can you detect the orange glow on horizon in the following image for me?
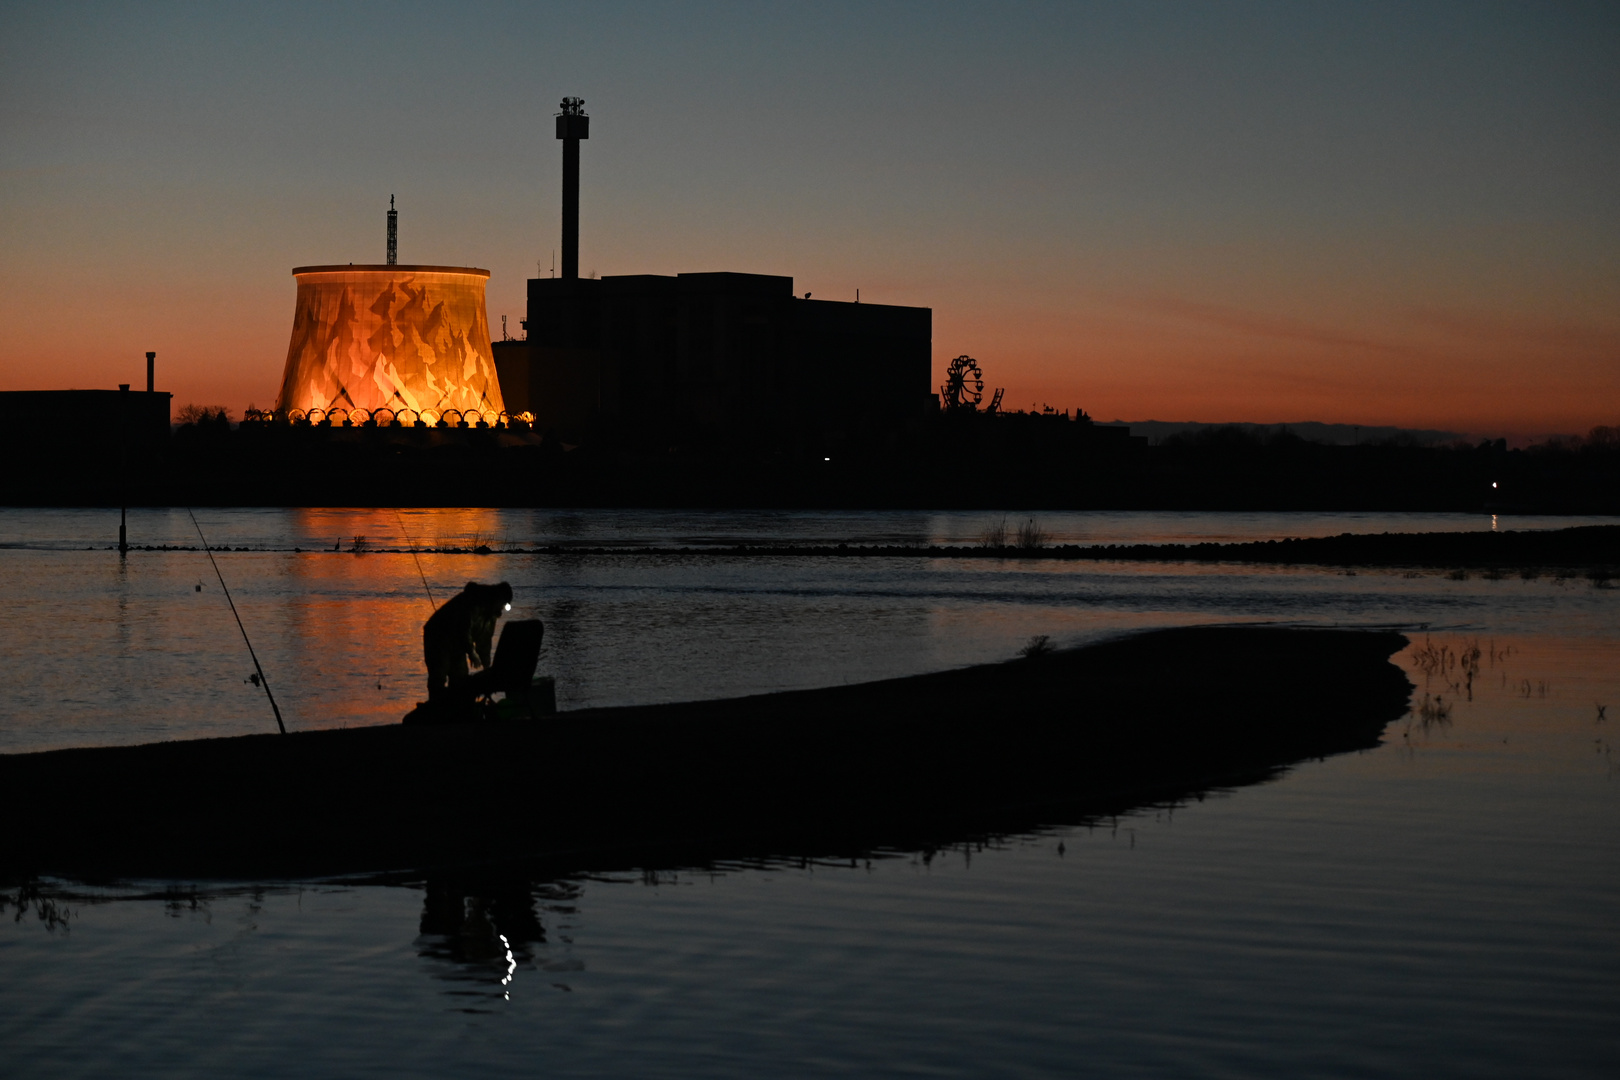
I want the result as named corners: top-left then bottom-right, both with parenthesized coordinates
top-left (931, 294), bottom-right (1620, 435)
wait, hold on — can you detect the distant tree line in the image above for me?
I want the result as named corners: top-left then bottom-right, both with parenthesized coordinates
top-left (5, 406), bottom-right (1615, 512)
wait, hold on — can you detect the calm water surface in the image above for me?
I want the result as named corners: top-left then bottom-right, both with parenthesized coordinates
top-left (2, 508), bottom-right (1616, 1078)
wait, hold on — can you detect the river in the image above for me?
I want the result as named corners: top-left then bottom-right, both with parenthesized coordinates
top-left (1, 508), bottom-right (1616, 1078)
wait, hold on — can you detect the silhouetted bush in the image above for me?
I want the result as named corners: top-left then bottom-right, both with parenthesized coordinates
top-left (175, 404), bottom-right (233, 428)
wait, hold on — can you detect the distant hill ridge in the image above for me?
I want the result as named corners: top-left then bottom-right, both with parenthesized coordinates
top-left (1100, 420), bottom-right (1466, 446)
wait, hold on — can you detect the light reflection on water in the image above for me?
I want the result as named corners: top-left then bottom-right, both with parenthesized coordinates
top-left (0, 508), bottom-right (1616, 753)
top-left (1, 509), bottom-right (1617, 1077)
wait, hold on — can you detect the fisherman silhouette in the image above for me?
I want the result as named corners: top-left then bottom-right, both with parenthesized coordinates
top-left (423, 581), bottom-right (514, 705)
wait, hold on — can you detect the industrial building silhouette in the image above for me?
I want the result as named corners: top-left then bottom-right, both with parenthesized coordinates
top-left (494, 97), bottom-right (933, 449)
top-left (0, 353), bottom-right (171, 494)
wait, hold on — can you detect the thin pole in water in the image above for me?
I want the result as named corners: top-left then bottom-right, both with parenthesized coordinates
top-left (118, 383), bottom-right (129, 555)
top-left (189, 509), bottom-right (285, 735)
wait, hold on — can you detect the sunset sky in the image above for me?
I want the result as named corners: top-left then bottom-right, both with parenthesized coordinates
top-left (2, 1), bottom-right (1616, 438)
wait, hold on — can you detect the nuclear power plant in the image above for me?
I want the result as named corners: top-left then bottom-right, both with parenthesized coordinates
top-left (266, 97), bottom-right (929, 447)
top-left (9, 102), bottom-right (1543, 514)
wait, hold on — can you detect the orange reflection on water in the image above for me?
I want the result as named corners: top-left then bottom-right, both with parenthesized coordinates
top-left (277, 508), bottom-right (519, 728)
top-left (1392, 632), bottom-right (1620, 777)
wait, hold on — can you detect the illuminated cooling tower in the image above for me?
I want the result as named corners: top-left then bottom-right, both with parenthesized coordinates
top-left (274, 265), bottom-right (505, 423)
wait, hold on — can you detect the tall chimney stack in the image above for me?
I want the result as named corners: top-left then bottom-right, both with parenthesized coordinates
top-left (556, 97), bottom-right (588, 282)
top-left (386, 195), bottom-right (397, 266)
top-left (145, 351), bottom-right (155, 393)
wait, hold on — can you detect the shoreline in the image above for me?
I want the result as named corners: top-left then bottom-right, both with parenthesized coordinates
top-left (1, 626), bottom-right (1413, 882)
top-left (60, 523), bottom-right (1620, 569)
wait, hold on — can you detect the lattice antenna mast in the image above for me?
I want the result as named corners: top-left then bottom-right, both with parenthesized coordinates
top-left (386, 194), bottom-right (398, 265)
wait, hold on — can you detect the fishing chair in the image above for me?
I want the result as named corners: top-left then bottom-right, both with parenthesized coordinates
top-left (466, 619), bottom-right (555, 720)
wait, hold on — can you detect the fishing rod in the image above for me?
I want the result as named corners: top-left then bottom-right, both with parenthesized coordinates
top-left (394, 508), bottom-right (437, 611)
top-left (189, 509), bottom-right (286, 735)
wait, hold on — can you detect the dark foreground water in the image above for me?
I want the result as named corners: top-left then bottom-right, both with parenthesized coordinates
top-left (2, 509), bottom-right (1617, 1078)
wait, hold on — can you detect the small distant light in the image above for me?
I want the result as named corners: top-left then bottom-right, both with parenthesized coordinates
top-left (1492, 482), bottom-right (1498, 489)
top-left (824, 456), bottom-right (831, 462)
top-left (504, 603), bottom-right (511, 611)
